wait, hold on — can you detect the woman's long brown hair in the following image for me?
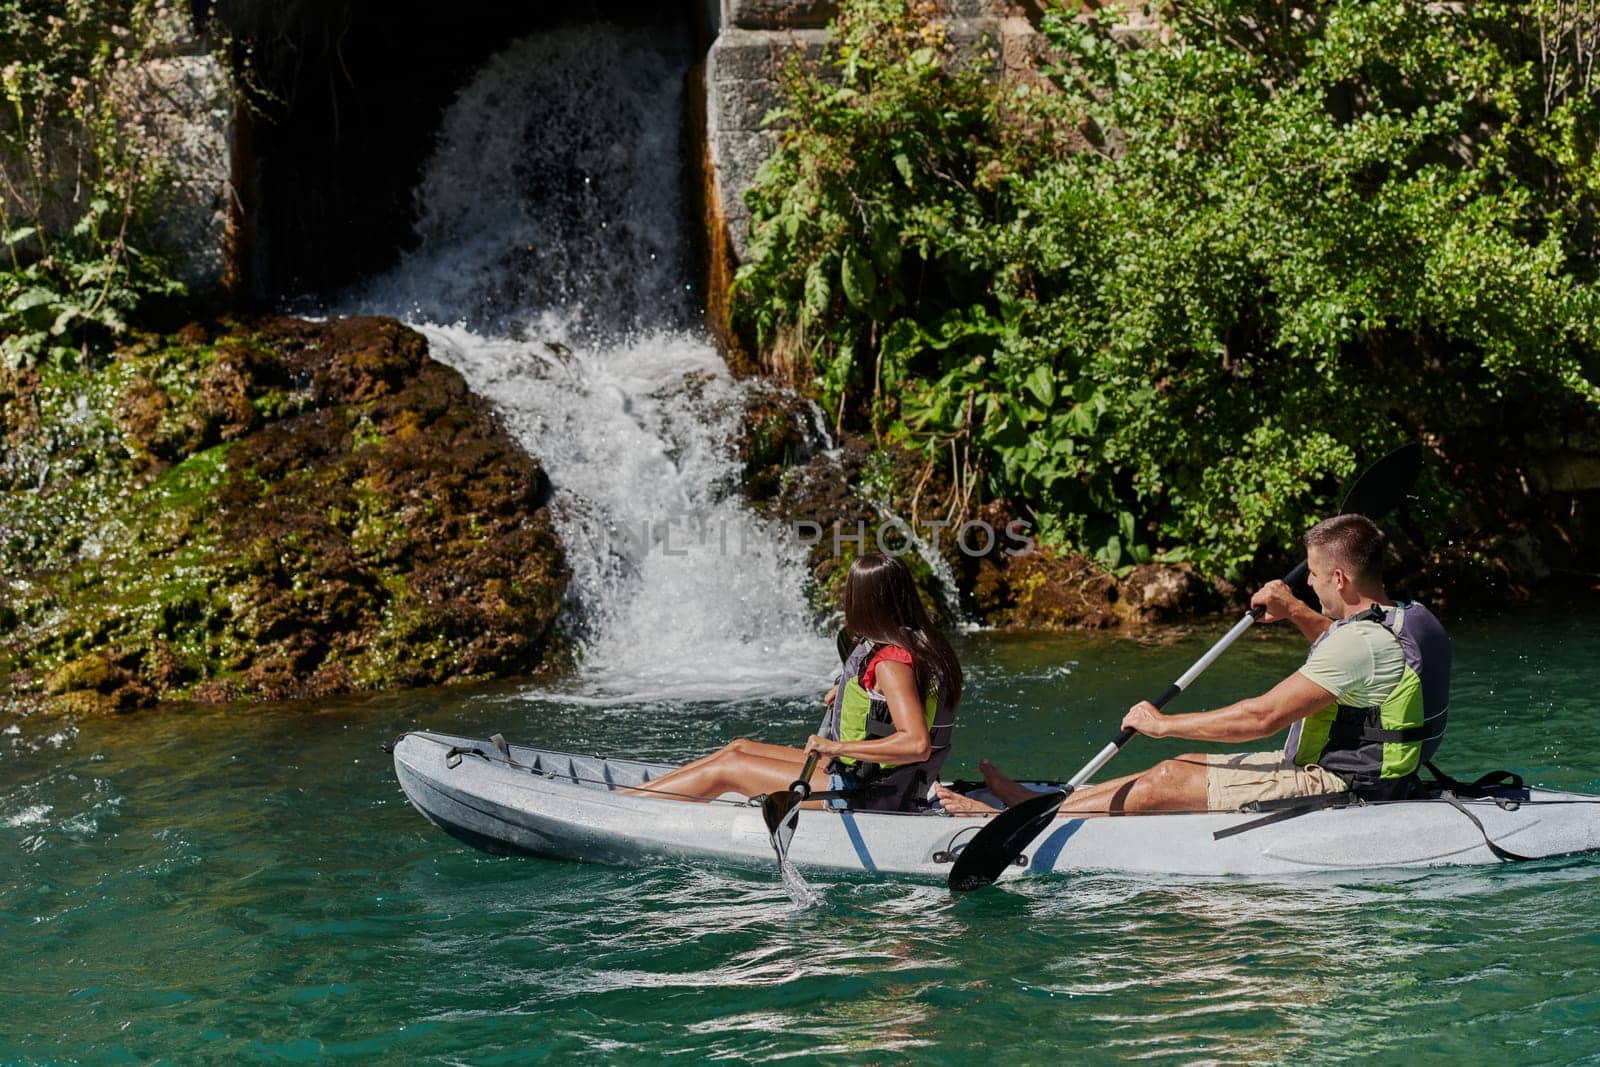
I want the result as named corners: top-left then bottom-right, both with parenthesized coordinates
top-left (840, 553), bottom-right (962, 722)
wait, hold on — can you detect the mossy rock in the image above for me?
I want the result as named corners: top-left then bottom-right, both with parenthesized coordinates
top-left (0, 315), bottom-right (569, 711)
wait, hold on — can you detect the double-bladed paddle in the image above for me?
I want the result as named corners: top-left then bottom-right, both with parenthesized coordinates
top-left (946, 443), bottom-right (1423, 891)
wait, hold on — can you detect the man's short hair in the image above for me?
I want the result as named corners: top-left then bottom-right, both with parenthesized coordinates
top-left (1304, 514), bottom-right (1386, 585)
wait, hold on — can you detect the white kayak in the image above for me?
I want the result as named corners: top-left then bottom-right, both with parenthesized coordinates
top-left (390, 730), bottom-right (1600, 881)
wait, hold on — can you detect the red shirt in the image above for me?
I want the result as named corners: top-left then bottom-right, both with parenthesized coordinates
top-left (862, 644), bottom-right (914, 692)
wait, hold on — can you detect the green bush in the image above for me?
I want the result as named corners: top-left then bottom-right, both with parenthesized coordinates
top-left (1, 0), bottom-right (187, 371)
top-left (734, 0), bottom-right (1600, 577)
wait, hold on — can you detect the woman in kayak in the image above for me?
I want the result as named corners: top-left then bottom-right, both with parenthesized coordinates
top-left (628, 552), bottom-right (962, 812)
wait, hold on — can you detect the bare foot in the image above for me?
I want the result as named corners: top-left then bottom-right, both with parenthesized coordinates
top-left (979, 758), bottom-right (1051, 807)
top-left (933, 783), bottom-right (1000, 816)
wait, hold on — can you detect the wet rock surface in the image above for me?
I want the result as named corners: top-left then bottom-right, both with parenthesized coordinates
top-left (732, 382), bottom-right (825, 505)
top-left (0, 316), bottom-right (568, 714)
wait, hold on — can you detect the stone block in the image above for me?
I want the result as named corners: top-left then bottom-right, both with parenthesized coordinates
top-left (711, 76), bottom-right (786, 133)
top-left (710, 128), bottom-right (780, 257)
top-left (702, 13), bottom-right (1042, 263)
top-left (709, 26), bottom-right (829, 81)
top-left (730, 0), bottom-right (840, 30)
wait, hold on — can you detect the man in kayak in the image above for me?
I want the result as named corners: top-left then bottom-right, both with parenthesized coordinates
top-left (936, 514), bottom-right (1450, 814)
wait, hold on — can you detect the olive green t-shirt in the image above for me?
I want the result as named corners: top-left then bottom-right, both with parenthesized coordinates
top-left (1297, 616), bottom-right (1404, 706)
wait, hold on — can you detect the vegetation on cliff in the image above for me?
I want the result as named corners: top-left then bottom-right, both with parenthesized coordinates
top-left (1, 0), bottom-right (194, 370)
top-left (735, 0), bottom-right (1600, 585)
top-left (0, 317), bottom-right (569, 713)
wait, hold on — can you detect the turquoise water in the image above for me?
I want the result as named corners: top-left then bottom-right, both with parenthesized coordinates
top-left (6, 608), bottom-right (1600, 1063)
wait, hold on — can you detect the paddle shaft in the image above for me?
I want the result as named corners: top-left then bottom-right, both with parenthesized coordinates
top-left (1064, 558), bottom-right (1309, 789)
top-left (1074, 443), bottom-right (1418, 785)
top-left (792, 752), bottom-right (821, 797)
top-left (762, 751), bottom-right (823, 868)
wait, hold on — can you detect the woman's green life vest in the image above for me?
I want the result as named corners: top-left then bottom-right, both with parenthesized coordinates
top-left (825, 639), bottom-right (938, 773)
top-left (820, 635), bottom-right (954, 811)
top-left (1285, 601), bottom-right (1450, 797)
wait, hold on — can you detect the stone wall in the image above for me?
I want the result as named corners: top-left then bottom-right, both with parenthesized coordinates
top-left (124, 24), bottom-right (236, 298)
top-left (0, 13), bottom-right (235, 301)
top-left (34, 4), bottom-right (1056, 313)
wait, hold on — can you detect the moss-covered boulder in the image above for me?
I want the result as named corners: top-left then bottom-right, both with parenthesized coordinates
top-left (0, 315), bottom-right (568, 713)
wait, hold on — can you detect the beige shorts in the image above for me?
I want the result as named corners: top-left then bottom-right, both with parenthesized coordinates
top-left (1205, 751), bottom-right (1350, 812)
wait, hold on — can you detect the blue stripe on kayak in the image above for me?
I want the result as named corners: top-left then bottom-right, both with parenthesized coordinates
top-left (1028, 819), bottom-right (1084, 873)
top-left (839, 811), bottom-right (877, 871)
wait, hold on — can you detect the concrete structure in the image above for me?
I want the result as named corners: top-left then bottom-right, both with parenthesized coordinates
top-left (45, 3), bottom-right (1053, 311)
top-left (0, 13), bottom-right (234, 301)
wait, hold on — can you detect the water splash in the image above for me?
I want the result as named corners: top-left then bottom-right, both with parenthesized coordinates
top-left (349, 27), bottom-right (697, 336)
top-left (414, 323), bottom-right (831, 700)
top-left (779, 859), bottom-right (823, 909)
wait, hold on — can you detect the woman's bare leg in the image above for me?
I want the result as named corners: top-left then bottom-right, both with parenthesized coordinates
top-left (623, 738), bottom-right (830, 803)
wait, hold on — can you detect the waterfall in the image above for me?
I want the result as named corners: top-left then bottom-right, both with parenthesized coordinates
top-left (344, 26), bottom-right (833, 701)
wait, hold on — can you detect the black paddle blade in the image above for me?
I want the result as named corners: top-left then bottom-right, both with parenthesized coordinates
top-left (764, 752), bottom-right (819, 865)
top-left (763, 785), bottom-right (801, 834)
top-left (766, 792), bottom-right (804, 865)
top-left (947, 789), bottom-right (1068, 892)
top-left (1288, 442), bottom-right (1423, 594)
top-left (1339, 442), bottom-right (1422, 521)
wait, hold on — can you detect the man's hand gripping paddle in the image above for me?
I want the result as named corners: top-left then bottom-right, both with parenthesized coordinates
top-left (946, 443), bottom-right (1423, 892)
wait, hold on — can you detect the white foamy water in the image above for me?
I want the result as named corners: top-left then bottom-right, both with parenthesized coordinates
top-left (344, 27), bottom-right (834, 700)
top-left (779, 858), bottom-right (823, 909)
top-left (3, 803), bottom-right (51, 828)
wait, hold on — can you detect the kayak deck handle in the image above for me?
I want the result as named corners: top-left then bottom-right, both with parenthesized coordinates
top-left (444, 746), bottom-right (489, 769)
top-left (932, 849), bottom-right (1026, 868)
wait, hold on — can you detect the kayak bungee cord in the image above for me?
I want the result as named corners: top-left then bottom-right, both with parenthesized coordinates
top-left (421, 737), bottom-right (756, 806)
top-left (403, 731), bottom-right (874, 808)
top-left (397, 731), bottom-right (1180, 814)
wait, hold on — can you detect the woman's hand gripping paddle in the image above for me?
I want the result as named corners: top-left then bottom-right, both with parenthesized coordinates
top-left (945, 443), bottom-right (1422, 892)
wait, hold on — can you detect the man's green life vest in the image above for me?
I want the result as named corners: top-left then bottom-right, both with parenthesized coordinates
top-left (1285, 601), bottom-right (1450, 798)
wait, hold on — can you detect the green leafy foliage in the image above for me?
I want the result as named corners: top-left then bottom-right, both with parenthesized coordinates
top-left (734, 0), bottom-right (1600, 577)
top-left (1, 0), bottom-right (187, 370)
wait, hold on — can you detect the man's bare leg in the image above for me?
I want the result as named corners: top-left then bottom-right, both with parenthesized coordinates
top-left (932, 784), bottom-right (1000, 814)
top-left (935, 755), bottom-right (1210, 816)
top-left (1058, 755), bottom-right (1209, 813)
top-left (977, 759), bottom-right (1048, 806)
top-left (931, 758), bottom-right (1042, 813)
